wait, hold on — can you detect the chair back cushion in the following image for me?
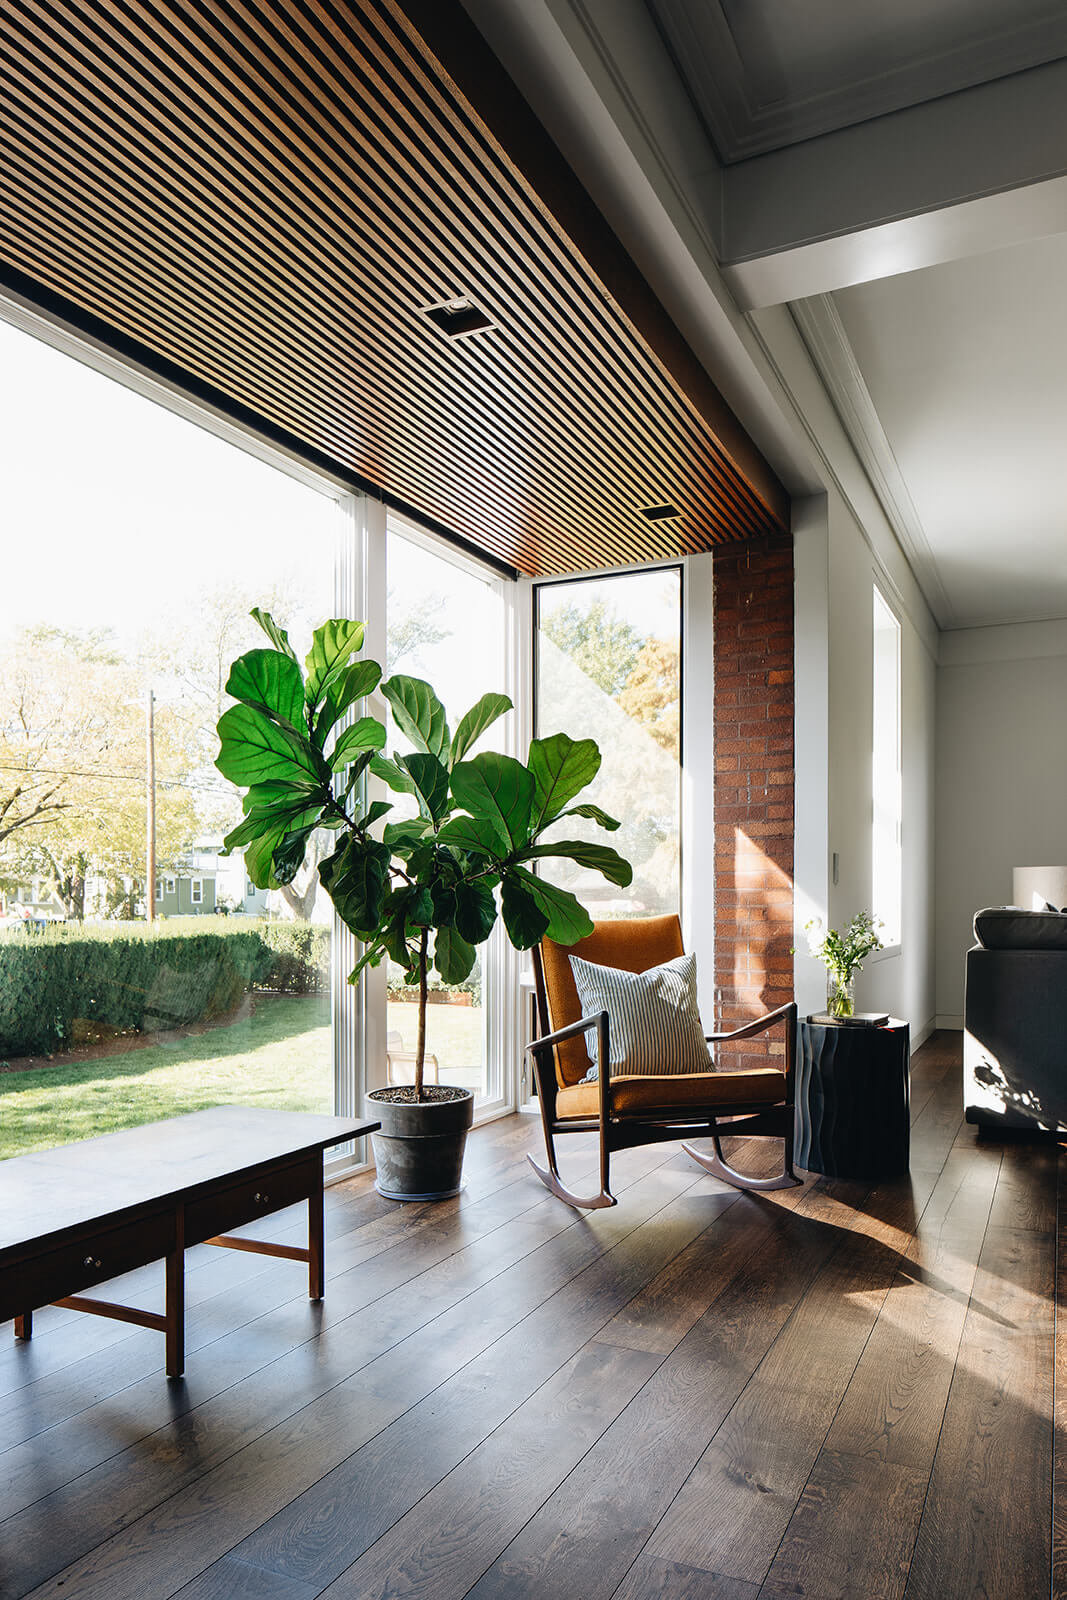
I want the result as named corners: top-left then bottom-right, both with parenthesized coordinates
top-left (538, 914), bottom-right (686, 1086)
top-left (570, 951), bottom-right (710, 1079)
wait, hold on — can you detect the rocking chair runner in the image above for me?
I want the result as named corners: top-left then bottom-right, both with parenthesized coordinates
top-left (527, 914), bottom-right (799, 1209)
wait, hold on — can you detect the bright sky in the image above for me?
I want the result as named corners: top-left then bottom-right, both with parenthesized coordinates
top-left (0, 317), bottom-right (336, 652)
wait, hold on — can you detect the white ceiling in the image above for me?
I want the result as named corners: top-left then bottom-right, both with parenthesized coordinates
top-left (466, 0), bottom-right (1067, 632)
top-left (648, 0), bottom-right (1067, 162)
top-left (829, 233), bottom-right (1067, 630)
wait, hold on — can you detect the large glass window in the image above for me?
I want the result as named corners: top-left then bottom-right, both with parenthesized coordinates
top-left (0, 316), bottom-right (342, 1158)
top-left (535, 568), bottom-right (682, 917)
top-left (383, 521), bottom-right (510, 1105)
top-left (872, 586), bottom-right (902, 947)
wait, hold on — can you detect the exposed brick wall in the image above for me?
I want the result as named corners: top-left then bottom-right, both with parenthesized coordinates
top-left (712, 533), bottom-right (795, 1069)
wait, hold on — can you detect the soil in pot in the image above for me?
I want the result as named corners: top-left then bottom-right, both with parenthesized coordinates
top-left (366, 1084), bottom-right (474, 1202)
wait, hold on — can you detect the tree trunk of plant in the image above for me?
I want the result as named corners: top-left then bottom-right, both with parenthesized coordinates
top-left (415, 925), bottom-right (429, 1102)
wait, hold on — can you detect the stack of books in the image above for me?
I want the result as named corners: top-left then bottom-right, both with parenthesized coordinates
top-left (807, 1012), bottom-right (889, 1028)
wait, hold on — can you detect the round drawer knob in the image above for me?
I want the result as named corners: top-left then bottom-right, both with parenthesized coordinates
top-left (83, 1256), bottom-right (102, 1269)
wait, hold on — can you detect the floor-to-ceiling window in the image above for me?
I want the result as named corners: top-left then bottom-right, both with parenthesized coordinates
top-left (0, 313), bottom-right (348, 1158)
top-left (534, 567), bottom-right (683, 919)
top-left (382, 520), bottom-right (512, 1109)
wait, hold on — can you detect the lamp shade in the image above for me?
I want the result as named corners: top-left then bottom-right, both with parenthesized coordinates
top-left (1013, 866), bottom-right (1067, 911)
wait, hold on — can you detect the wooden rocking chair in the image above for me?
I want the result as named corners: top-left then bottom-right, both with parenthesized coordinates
top-left (527, 914), bottom-right (799, 1209)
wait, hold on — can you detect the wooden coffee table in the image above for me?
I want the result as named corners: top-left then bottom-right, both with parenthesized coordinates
top-left (0, 1106), bottom-right (378, 1377)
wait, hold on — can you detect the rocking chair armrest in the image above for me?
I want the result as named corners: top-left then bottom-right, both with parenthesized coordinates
top-left (705, 1000), bottom-right (798, 1044)
top-left (526, 1010), bottom-right (607, 1056)
top-left (526, 1010), bottom-right (611, 1122)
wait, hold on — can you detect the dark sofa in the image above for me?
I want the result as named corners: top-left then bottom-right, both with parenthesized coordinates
top-left (964, 908), bottom-right (1067, 1133)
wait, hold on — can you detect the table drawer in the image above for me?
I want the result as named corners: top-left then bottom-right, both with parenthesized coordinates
top-left (183, 1155), bottom-right (316, 1246)
top-left (2, 1209), bottom-right (176, 1320)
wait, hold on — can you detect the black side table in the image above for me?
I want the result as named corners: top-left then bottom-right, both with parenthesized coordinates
top-left (795, 1018), bottom-right (910, 1179)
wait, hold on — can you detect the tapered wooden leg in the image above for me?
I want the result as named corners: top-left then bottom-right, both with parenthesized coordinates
top-left (14, 1310), bottom-right (31, 1340)
top-left (165, 1207), bottom-right (185, 1379)
top-left (308, 1166), bottom-right (325, 1300)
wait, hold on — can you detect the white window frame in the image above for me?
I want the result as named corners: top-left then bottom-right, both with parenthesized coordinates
top-left (155, 878), bottom-right (163, 902)
top-left (365, 512), bottom-right (521, 1123)
top-left (164, 876), bottom-right (176, 896)
top-left (0, 287), bottom-right (369, 1178)
top-left (526, 554), bottom-right (702, 1087)
top-left (190, 879), bottom-right (203, 904)
top-left (872, 584), bottom-right (903, 954)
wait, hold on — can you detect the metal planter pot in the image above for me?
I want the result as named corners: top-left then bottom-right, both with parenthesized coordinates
top-left (366, 1087), bottom-right (474, 1201)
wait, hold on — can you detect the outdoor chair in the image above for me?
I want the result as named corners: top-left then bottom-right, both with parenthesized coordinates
top-left (386, 1030), bottom-right (440, 1086)
top-left (527, 914), bottom-right (799, 1209)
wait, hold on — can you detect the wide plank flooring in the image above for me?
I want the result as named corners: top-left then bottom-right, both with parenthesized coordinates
top-left (1, 1032), bottom-right (1061, 1600)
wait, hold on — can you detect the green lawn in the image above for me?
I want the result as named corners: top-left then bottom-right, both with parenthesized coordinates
top-left (0, 994), bottom-right (488, 1160)
top-left (0, 994), bottom-right (332, 1161)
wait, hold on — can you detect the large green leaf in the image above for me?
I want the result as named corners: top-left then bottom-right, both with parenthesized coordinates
top-left (271, 824), bottom-right (318, 885)
top-left (522, 839), bottom-right (633, 886)
top-left (381, 675), bottom-right (450, 760)
top-left (500, 874), bottom-right (550, 949)
top-left (243, 823), bottom-right (288, 890)
top-left (450, 753), bottom-right (534, 852)
top-left (241, 779), bottom-right (319, 813)
top-left (450, 692), bottom-right (512, 765)
top-left (225, 648), bottom-right (305, 728)
top-left (223, 799), bottom-right (321, 852)
top-left (314, 659), bottom-right (383, 744)
top-left (329, 716), bottom-right (387, 771)
top-left (436, 814), bottom-right (509, 859)
top-left (251, 607), bottom-right (297, 662)
top-left (454, 879), bottom-right (497, 945)
top-left (305, 620), bottom-right (366, 711)
top-left (508, 865), bottom-right (595, 944)
top-left (359, 799), bottom-right (393, 829)
top-left (398, 752), bottom-right (450, 825)
top-left (216, 703), bottom-right (320, 787)
top-left (434, 926), bottom-right (477, 984)
top-left (369, 754), bottom-right (416, 795)
top-left (318, 836), bottom-right (391, 938)
top-left (382, 818), bottom-right (431, 849)
top-left (558, 801), bottom-right (620, 832)
top-left (527, 733), bottom-right (602, 831)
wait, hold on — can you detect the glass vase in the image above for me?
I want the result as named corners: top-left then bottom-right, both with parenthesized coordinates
top-left (826, 971), bottom-right (856, 1020)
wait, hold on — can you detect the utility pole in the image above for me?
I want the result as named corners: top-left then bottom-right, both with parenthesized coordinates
top-left (146, 688), bottom-right (156, 924)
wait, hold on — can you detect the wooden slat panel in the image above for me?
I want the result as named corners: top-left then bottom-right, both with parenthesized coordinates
top-left (0, 0), bottom-right (787, 574)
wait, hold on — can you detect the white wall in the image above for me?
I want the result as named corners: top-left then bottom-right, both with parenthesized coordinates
top-left (935, 619), bottom-right (1067, 1024)
top-left (756, 307), bottom-right (938, 1047)
top-left (824, 497), bottom-right (937, 1039)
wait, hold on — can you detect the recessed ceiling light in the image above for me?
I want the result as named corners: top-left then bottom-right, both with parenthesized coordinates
top-left (640, 503), bottom-right (680, 522)
top-left (420, 297), bottom-right (495, 338)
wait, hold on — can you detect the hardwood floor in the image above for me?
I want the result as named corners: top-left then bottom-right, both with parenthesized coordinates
top-left (1, 1032), bottom-right (1060, 1600)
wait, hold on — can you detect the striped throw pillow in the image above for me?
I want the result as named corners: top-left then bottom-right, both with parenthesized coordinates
top-left (569, 950), bottom-right (711, 1081)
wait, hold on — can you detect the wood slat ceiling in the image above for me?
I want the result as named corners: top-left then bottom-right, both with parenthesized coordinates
top-left (0, 0), bottom-right (788, 576)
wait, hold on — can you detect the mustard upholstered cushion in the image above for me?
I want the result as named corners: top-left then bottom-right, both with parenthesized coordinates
top-left (555, 1068), bottom-right (786, 1120)
top-left (569, 950), bottom-right (710, 1079)
top-left (539, 915), bottom-right (685, 1086)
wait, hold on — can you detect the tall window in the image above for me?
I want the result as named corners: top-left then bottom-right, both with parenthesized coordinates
top-left (384, 521), bottom-right (510, 1106)
top-left (0, 316), bottom-right (341, 1157)
top-left (872, 587), bottom-right (902, 947)
top-left (535, 568), bottom-right (682, 917)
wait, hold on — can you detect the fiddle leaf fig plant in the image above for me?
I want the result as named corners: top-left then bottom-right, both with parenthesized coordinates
top-left (216, 611), bottom-right (633, 1100)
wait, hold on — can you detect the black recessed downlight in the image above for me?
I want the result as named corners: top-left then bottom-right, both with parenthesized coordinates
top-left (640, 503), bottom-right (680, 522)
top-left (420, 297), bottom-right (495, 338)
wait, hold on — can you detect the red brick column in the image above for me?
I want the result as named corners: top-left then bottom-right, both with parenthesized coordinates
top-left (711, 533), bottom-right (795, 1068)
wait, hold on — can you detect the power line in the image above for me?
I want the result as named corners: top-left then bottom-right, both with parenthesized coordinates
top-left (0, 763), bottom-right (234, 796)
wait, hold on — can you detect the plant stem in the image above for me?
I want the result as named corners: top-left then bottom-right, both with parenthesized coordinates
top-left (415, 924), bottom-right (429, 1102)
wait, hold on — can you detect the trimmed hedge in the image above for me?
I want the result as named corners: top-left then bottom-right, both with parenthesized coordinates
top-left (0, 919), bottom-right (329, 1059)
top-left (258, 923), bottom-right (331, 994)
